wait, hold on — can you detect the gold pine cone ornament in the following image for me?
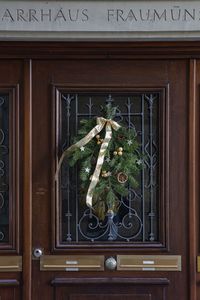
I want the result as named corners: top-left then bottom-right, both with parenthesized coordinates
top-left (117, 172), bottom-right (128, 184)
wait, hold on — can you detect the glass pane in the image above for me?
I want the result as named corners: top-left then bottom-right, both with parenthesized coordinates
top-left (0, 94), bottom-right (9, 243)
top-left (58, 93), bottom-right (159, 243)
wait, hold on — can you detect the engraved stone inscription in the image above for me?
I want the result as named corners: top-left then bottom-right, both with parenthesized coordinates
top-left (1, 1), bottom-right (200, 40)
top-left (107, 7), bottom-right (198, 22)
top-left (1, 8), bottom-right (89, 23)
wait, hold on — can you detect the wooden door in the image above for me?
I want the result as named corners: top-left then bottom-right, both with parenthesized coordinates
top-left (31, 54), bottom-right (188, 300)
top-left (0, 42), bottom-right (198, 300)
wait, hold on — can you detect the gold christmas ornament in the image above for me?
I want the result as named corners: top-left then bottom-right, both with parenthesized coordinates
top-left (118, 151), bottom-right (123, 156)
top-left (104, 171), bottom-right (111, 177)
top-left (101, 170), bottom-right (112, 178)
top-left (96, 135), bottom-right (104, 145)
top-left (118, 147), bottom-right (123, 152)
top-left (117, 172), bottom-right (128, 184)
top-left (101, 170), bottom-right (106, 177)
top-left (113, 151), bottom-right (118, 156)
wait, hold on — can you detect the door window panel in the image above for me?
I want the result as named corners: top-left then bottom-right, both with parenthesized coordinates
top-left (0, 93), bottom-right (9, 243)
top-left (0, 88), bottom-right (19, 251)
top-left (55, 91), bottom-right (165, 247)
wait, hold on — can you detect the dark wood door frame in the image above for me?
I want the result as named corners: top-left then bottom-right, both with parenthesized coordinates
top-left (0, 41), bottom-right (198, 300)
top-left (23, 59), bottom-right (32, 300)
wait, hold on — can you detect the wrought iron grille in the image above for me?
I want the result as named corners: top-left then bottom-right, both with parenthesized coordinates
top-left (58, 93), bottom-right (159, 243)
top-left (0, 94), bottom-right (9, 243)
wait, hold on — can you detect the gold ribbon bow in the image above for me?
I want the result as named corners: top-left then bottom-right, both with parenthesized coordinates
top-left (55, 117), bottom-right (121, 207)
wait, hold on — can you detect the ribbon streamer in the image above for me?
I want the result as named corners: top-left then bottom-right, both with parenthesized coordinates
top-left (55, 117), bottom-right (121, 207)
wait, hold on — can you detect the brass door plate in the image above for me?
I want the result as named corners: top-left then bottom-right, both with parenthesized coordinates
top-left (117, 255), bottom-right (181, 271)
top-left (197, 256), bottom-right (200, 272)
top-left (40, 255), bottom-right (104, 271)
top-left (0, 256), bottom-right (22, 272)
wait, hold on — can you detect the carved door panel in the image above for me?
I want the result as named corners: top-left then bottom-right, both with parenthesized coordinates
top-left (31, 55), bottom-right (189, 300)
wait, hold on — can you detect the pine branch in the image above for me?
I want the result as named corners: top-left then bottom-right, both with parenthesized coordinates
top-left (106, 188), bottom-right (116, 210)
top-left (62, 104), bottom-right (143, 220)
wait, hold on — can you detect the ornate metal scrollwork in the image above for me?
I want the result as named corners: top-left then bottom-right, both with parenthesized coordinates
top-left (59, 93), bottom-right (159, 243)
top-left (0, 95), bottom-right (9, 243)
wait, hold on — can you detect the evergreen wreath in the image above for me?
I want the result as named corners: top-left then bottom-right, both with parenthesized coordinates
top-left (58, 104), bottom-right (142, 220)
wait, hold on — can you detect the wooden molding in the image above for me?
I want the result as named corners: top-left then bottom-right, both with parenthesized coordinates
top-left (1, 41), bottom-right (200, 59)
top-left (0, 279), bottom-right (20, 286)
top-left (189, 59), bottom-right (198, 300)
top-left (52, 85), bottom-right (169, 253)
top-left (51, 277), bottom-right (170, 286)
top-left (22, 59), bottom-right (32, 300)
